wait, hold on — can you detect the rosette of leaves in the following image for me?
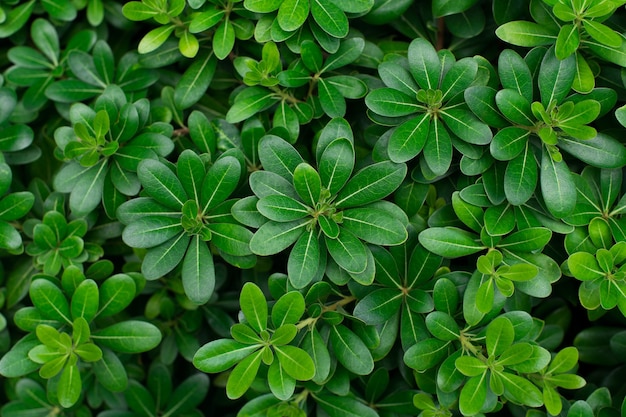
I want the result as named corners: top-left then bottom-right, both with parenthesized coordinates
top-left (465, 46), bottom-right (626, 218)
top-left (0, 266), bottom-right (161, 408)
top-left (194, 282), bottom-right (315, 400)
top-left (496, 0), bottom-right (626, 92)
top-left (243, 0), bottom-right (373, 52)
top-left (123, 0), bottom-right (255, 59)
top-left (117, 149), bottom-right (253, 304)
top-left (227, 37), bottom-right (367, 137)
top-left (405, 313), bottom-right (584, 416)
top-left (365, 38), bottom-right (492, 178)
top-left (239, 127), bottom-right (408, 288)
top-left (45, 39), bottom-right (159, 105)
top-left (563, 167), bottom-right (626, 249)
top-left (352, 230), bottom-right (445, 349)
top-left (23, 206), bottom-right (101, 275)
top-left (106, 363), bottom-right (209, 417)
top-left (420, 191), bottom-right (561, 322)
top-left (53, 85), bottom-right (174, 217)
top-left (3, 19), bottom-right (91, 112)
top-left (0, 154), bottom-right (34, 254)
top-left (565, 241), bottom-right (626, 316)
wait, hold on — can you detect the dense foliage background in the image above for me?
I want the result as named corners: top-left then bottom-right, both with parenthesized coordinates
top-left (1, 0), bottom-right (626, 415)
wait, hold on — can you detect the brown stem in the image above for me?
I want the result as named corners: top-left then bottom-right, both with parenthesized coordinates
top-left (436, 17), bottom-right (445, 50)
top-left (173, 126), bottom-right (190, 137)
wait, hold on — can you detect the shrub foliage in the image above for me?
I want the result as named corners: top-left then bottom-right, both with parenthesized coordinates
top-left (1, 0), bottom-right (626, 416)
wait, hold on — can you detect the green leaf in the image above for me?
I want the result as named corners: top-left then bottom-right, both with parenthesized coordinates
top-left (310, 0), bottom-right (348, 38)
top-left (353, 288), bottom-right (403, 325)
top-left (504, 143), bottom-right (537, 205)
top-left (138, 25), bottom-right (175, 54)
top-left (0, 335), bottom-right (40, 377)
top-left (555, 24), bottom-right (580, 59)
top-left (201, 155), bottom-right (240, 213)
top-left (213, 19), bottom-right (235, 60)
top-left (459, 373), bottom-right (487, 416)
top-left (335, 161), bottom-right (406, 208)
top-left (559, 133), bottom-right (626, 169)
top-left (322, 37), bottom-right (365, 72)
top-left (142, 232), bottom-right (190, 279)
top-left (342, 207), bottom-right (407, 245)
top-left (568, 252), bottom-right (603, 281)
top-left (388, 114), bottom-right (430, 163)
top-left (277, 0), bottom-right (309, 32)
top-left (182, 235), bottom-right (214, 305)
top-left (419, 227), bottom-right (483, 258)
top-left (440, 108), bottom-right (492, 145)
top-left (539, 47), bottom-right (576, 107)
top-left (293, 163), bottom-right (321, 207)
top-left (257, 195), bottom-right (310, 222)
top-left (498, 227), bottom-right (551, 252)
top-left (31, 19), bottom-right (59, 65)
top-left (325, 228), bottom-right (368, 274)
top-left (274, 345), bottom-right (315, 380)
top-left (93, 320), bottom-right (162, 353)
top-left (432, 0), bottom-right (478, 16)
top-left (250, 219), bottom-right (307, 256)
top-left (330, 325), bottom-right (374, 375)
top-left (319, 137), bottom-right (354, 195)
top-left (495, 21), bottom-right (557, 47)
top-left (498, 49), bottom-right (533, 102)
top-left (583, 19), bottom-right (622, 48)
top-left (125, 380), bottom-right (157, 416)
top-left (491, 127), bottom-right (529, 161)
top-left (240, 282), bottom-right (268, 333)
top-left (486, 316), bottom-right (514, 356)
top-left (287, 229), bottom-right (321, 289)
top-left (455, 355), bottom-right (488, 376)
top-left (71, 279), bottom-right (98, 322)
top-left (365, 88), bottom-right (420, 117)
top-left (540, 148), bottom-right (576, 218)
top-left (174, 52), bottom-right (217, 109)
top-left (495, 88), bottom-right (534, 126)
top-left (30, 279), bottom-right (71, 324)
top-left (272, 291), bottom-right (305, 327)
top-left (408, 38), bottom-right (440, 90)
top-left (226, 87), bottom-right (279, 124)
top-left (318, 78), bottom-right (346, 117)
top-left (226, 349), bottom-right (263, 399)
top-left (93, 348), bottom-right (128, 392)
top-left (258, 134), bottom-right (304, 181)
top-left (122, 216), bottom-right (183, 248)
top-left (189, 7), bottom-right (225, 32)
top-left (314, 392), bottom-right (379, 417)
top-left (58, 363), bottom-right (81, 408)
top-left (500, 371), bottom-right (543, 407)
top-left (138, 159), bottom-right (186, 210)
top-left (484, 204), bottom-right (515, 236)
top-left (268, 360), bottom-right (295, 401)
top-left (70, 160), bottom-right (107, 216)
top-left (423, 117), bottom-right (453, 176)
top-left (0, 221), bottom-right (22, 251)
top-left (0, 1), bottom-right (35, 38)
top-left (404, 338), bottom-right (450, 372)
top-left (193, 339), bottom-right (260, 372)
top-left (165, 373), bottom-right (209, 415)
top-left (425, 311), bottom-right (460, 341)
top-left (548, 346), bottom-right (579, 374)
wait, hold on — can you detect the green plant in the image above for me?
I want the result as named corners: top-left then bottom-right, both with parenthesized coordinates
top-left (2, 0), bottom-right (626, 416)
